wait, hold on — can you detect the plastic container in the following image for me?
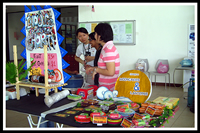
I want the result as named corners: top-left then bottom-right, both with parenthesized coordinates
top-left (65, 88), bottom-right (78, 94)
top-left (6, 95), bottom-right (9, 101)
top-left (187, 78), bottom-right (195, 107)
top-left (63, 74), bottom-right (83, 88)
top-left (29, 75), bottom-right (45, 83)
top-left (180, 59), bottom-right (193, 67)
top-left (44, 89), bottom-right (70, 107)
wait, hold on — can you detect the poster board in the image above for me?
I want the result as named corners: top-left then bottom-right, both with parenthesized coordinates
top-left (188, 24), bottom-right (195, 58)
top-left (20, 5), bottom-right (71, 85)
top-left (78, 20), bottom-right (136, 45)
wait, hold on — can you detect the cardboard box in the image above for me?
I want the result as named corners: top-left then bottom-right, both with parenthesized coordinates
top-left (152, 97), bottom-right (179, 109)
top-left (77, 87), bottom-right (94, 99)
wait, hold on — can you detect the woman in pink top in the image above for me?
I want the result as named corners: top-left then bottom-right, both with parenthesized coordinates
top-left (86, 23), bottom-right (120, 91)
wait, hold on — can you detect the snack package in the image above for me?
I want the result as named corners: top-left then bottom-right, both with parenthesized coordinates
top-left (67, 94), bottom-right (82, 101)
top-left (153, 97), bottom-right (179, 109)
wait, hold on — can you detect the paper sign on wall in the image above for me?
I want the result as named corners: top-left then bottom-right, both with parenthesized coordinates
top-left (79, 21), bottom-right (136, 45)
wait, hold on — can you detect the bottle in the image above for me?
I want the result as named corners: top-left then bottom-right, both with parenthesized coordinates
top-left (29, 75), bottom-right (45, 83)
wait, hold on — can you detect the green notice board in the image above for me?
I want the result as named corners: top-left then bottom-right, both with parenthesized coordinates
top-left (78, 20), bottom-right (136, 45)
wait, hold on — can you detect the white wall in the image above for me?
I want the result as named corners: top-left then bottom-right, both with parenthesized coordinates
top-left (78, 4), bottom-right (195, 84)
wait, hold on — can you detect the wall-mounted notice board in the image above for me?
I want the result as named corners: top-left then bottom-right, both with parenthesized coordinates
top-left (78, 20), bottom-right (136, 45)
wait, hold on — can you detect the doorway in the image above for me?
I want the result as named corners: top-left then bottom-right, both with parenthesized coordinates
top-left (59, 6), bottom-right (79, 72)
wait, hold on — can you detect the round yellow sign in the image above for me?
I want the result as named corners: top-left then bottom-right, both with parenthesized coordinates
top-left (115, 70), bottom-right (152, 103)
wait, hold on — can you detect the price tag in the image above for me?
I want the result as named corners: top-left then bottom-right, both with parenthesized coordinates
top-left (145, 106), bottom-right (156, 116)
top-left (91, 112), bottom-right (101, 116)
top-left (118, 108), bottom-right (126, 112)
top-left (93, 116), bottom-right (107, 124)
top-left (77, 115), bottom-right (86, 119)
top-left (121, 118), bottom-right (133, 128)
top-left (110, 113), bottom-right (119, 118)
top-left (131, 103), bottom-right (137, 107)
top-left (117, 104), bottom-right (129, 109)
top-left (133, 112), bottom-right (144, 120)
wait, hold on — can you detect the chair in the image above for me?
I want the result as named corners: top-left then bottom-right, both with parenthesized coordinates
top-left (149, 59), bottom-right (170, 89)
top-left (135, 58), bottom-right (150, 78)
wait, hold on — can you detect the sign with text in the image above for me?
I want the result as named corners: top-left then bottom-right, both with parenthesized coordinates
top-left (93, 116), bottom-right (107, 124)
top-left (30, 53), bottom-right (57, 75)
top-left (115, 70), bottom-right (152, 103)
top-left (79, 20), bottom-right (136, 45)
top-left (121, 118), bottom-right (133, 128)
top-left (117, 104), bottom-right (129, 109)
top-left (24, 7), bottom-right (64, 83)
top-left (133, 112), bottom-right (144, 120)
top-left (145, 106), bottom-right (156, 116)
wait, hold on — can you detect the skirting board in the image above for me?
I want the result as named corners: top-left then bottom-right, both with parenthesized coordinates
top-left (151, 82), bottom-right (183, 88)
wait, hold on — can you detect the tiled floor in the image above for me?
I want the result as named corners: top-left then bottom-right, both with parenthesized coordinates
top-left (5, 85), bottom-right (195, 129)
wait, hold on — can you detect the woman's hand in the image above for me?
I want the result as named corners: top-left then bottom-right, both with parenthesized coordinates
top-left (84, 56), bottom-right (95, 62)
top-left (85, 66), bottom-right (94, 75)
top-left (86, 67), bottom-right (98, 80)
top-left (92, 68), bottom-right (97, 80)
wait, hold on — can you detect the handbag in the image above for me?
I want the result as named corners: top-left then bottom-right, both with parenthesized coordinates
top-left (157, 62), bottom-right (169, 73)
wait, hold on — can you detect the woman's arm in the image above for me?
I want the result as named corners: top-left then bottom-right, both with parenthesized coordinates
top-left (63, 69), bottom-right (79, 75)
top-left (96, 62), bottom-right (115, 76)
top-left (75, 55), bottom-right (85, 65)
top-left (85, 56), bottom-right (95, 62)
top-left (86, 62), bottom-right (115, 78)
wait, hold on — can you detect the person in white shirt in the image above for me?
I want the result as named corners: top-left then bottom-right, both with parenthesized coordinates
top-left (75, 28), bottom-right (96, 85)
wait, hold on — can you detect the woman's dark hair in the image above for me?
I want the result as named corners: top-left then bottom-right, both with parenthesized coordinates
top-left (94, 23), bottom-right (113, 43)
top-left (89, 32), bottom-right (96, 40)
top-left (76, 27), bottom-right (88, 36)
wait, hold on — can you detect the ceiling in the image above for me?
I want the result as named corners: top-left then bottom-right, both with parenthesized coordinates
top-left (6, 5), bottom-right (78, 17)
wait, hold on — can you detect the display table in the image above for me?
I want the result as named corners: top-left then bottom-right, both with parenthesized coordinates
top-left (6, 92), bottom-right (78, 128)
top-left (6, 91), bottom-right (71, 116)
top-left (6, 92), bottom-right (179, 128)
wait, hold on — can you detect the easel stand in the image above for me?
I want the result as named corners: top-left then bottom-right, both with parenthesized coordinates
top-left (13, 45), bottom-right (67, 100)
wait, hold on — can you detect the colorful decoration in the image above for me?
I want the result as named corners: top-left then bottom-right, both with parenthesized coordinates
top-left (148, 107), bottom-right (174, 127)
top-left (20, 5), bottom-right (71, 87)
top-left (96, 86), bottom-right (132, 102)
top-left (92, 5), bottom-right (95, 12)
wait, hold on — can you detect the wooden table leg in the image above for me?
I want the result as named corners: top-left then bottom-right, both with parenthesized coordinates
top-left (45, 88), bottom-right (49, 96)
top-left (35, 88), bottom-right (39, 97)
top-left (54, 87), bottom-right (58, 93)
top-left (16, 84), bottom-right (20, 100)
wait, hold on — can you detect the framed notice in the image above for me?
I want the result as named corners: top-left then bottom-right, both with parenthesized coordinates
top-left (78, 20), bottom-right (136, 45)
